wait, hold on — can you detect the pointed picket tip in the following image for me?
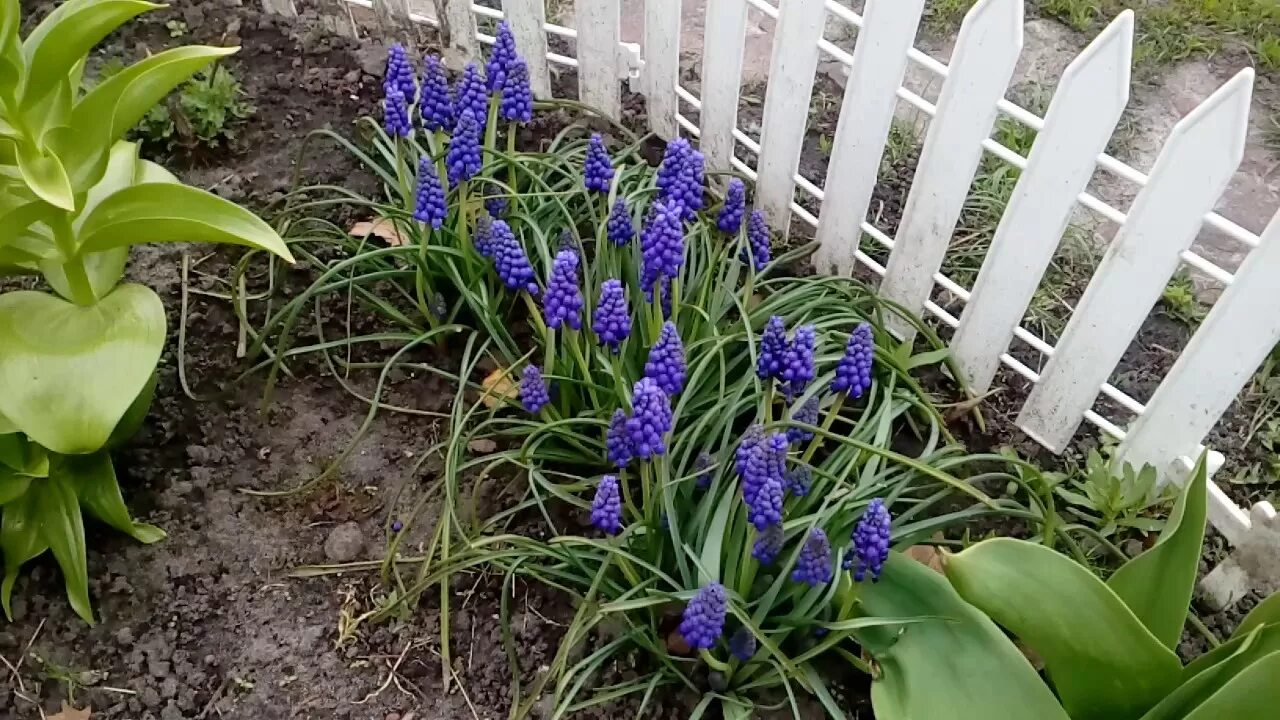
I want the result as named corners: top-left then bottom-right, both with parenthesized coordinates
top-left (958, 0), bottom-right (1025, 50)
top-left (1057, 9), bottom-right (1133, 109)
top-left (1164, 67), bottom-right (1254, 171)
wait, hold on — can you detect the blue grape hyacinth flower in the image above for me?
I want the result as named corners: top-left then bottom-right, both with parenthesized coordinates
top-left (729, 626), bottom-right (756, 662)
top-left (832, 322), bottom-right (875, 398)
top-left (413, 158), bottom-right (447, 228)
top-left (591, 474), bottom-right (623, 535)
top-left (625, 378), bottom-right (673, 461)
top-left (499, 59), bottom-right (533, 124)
top-left (780, 325), bottom-right (817, 398)
top-left (520, 365), bottom-right (550, 413)
top-left (383, 86), bottom-right (411, 138)
top-left (420, 55), bottom-right (454, 131)
top-left (752, 523), bottom-right (784, 565)
top-left (735, 424), bottom-right (763, 479)
top-left (741, 432), bottom-right (787, 531)
top-left (656, 138), bottom-right (704, 219)
top-left (447, 109), bottom-right (483, 184)
top-left (693, 451), bottom-right (714, 489)
top-left (744, 209), bottom-right (771, 271)
top-left (485, 192), bottom-right (507, 219)
top-left (644, 322), bottom-right (686, 396)
top-left (678, 582), bottom-right (727, 651)
top-left (454, 62), bottom-right (488, 131)
top-left (717, 178), bottom-right (746, 234)
top-left (606, 199), bottom-right (634, 246)
top-left (486, 21), bottom-right (520, 92)
top-left (385, 43), bottom-right (417, 104)
top-left (606, 408), bottom-right (633, 468)
top-left (474, 215), bottom-right (495, 258)
top-left (543, 249), bottom-right (584, 331)
top-left (583, 134), bottom-right (615, 193)
top-left (787, 396), bottom-right (820, 444)
top-left (490, 220), bottom-right (539, 294)
top-left (640, 198), bottom-right (685, 300)
top-left (792, 528), bottom-right (834, 586)
top-left (757, 316), bottom-right (787, 381)
top-left (592, 279), bottom-right (631, 352)
top-left (786, 465), bottom-right (812, 497)
top-left (845, 498), bottom-right (891, 581)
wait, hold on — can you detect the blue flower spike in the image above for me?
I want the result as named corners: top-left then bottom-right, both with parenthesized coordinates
top-left (780, 325), bottom-right (817, 399)
top-left (644, 322), bottom-right (686, 396)
top-left (717, 178), bottom-right (746, 234)
top-left (592, 279), bottom-right (631, 352)
top-left (520, 365), bottom-right (550, 414)
top-left (729, 626), bottom-right (757, 662)
top-left (420, 55), bottom-right (454, 131)
top-left (455, 62), bottom-right (488, 131)
top-left (606, 408), bottom-right (633, 468)
top-left (752, 523), bottom-right (784, 565)
top-left (846, 498), bottom-right (891, 582)
top-left (413, 157), bottom-right (447, 228)
top-left (584, 134), bottom-right (615, 193)
top-left (792, 528), bottom-right (834, 587)
top-left (543, 249), bottom-right (584, 331)
top-left (625, 378), bottom-right (673, 461)
top-left (499, 59), bottom-right (534, 124)
top-left (741, 432), bottom-right (787, 531)
top-left (383, 86), bottom-right (411, 138)
top-left (447, 109), bottom-right (483, 183)
top-left (486, 21), bottom-right (520, 92)
top-left (678, 582), bottom-right (727, 651)
top-left (744, 209), bottom-right (771, 271)
top-left (591, 474), bottom-right (623, 535)
top-left (385, 43), bottom-right (417, 104)
top-left (607, 199), bottom-right (635, 246)
top-left (757, 316), bottom-right (787, 382)
top-left (490, 220), bottom-right (539, 294)
top-left (640, 198), bottom-right (685, 301)
top-left (787, 396), bottom-right (820, 444)
top-left (832, 322), bottom-right (875, 399)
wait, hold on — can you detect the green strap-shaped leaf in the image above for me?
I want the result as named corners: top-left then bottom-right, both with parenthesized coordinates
top-left (76, 182), bottom-right (294, 262)
top-left (1233, 591), bottom-right (1280, 639)
top-left (65, 46), bottom-right (236, 189)
top-left (1143, 628), bottom-right (1280, 720)
top-left (856, 554), bottom-right (1068, 720)
top-left (1183, 619), bottom-right (1280, 683)
top-left (1106, 454), bottom-right (1208, 650)
top-left (19, 0), bottom-right (159, 111)
top-left (0, 0), bottom-right (21, 109)
top-left (56, 452), bottom-right (164, 544)
top-left (34, 472), bottom-right (93, 623)
top-left (0, 197), bottom-right (58, 250)
top-left (1181, 651), bottom-right (1280, 719)
top-left (943, 539), bottom-right (1182, 720)
top-left (0, 491), bottom-right (48, 620)
top-left (0, 412), bottom-right (15, 435)
top-left (0, 469), bottom-right (30, 505)
top-left (14, 140), bottom-right (73, 210)
top-left (0, 431), bottom-right (23, 468)
top-left (107, 371), bottom-right (157, 448)
top-left (0, 285), bottom-right (165, 454)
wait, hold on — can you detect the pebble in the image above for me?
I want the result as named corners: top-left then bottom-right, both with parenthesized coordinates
top-left (115, 627), bottom-right (135, 645)
top-left (324, 522), bottom-right (365, 562)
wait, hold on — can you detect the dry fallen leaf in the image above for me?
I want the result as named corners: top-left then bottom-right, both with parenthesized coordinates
top-left (467, 438), bottom-right (498, 454)
top-left (480, 368), bottom-right (518, 409)
top-left (48, 702), bottom-right (92, 720)
top-left (904, 534), bottom-right (946, 574)
top-left (349, 217), bottom-right (409, 247)
top-left (666, 628), bottom-right (692, 656)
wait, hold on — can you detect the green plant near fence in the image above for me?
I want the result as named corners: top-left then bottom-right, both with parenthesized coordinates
top-left (0, 0), bottom-right (291, 623)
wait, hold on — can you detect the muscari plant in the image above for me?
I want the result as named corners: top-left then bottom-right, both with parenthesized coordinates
top-left (0, 0), bottom-right (291, 623)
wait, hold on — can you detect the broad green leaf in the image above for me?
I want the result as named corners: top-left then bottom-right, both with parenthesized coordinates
top-left (856, 554), bottom-right (1067, 720)
top-left (0, 431), bottom-right (21, 467)
top-left (107, 371), bottom-right (157, 448)
top-left (0, 491), bottom-right (48, 620)
top-left (35, 472), bottom-right (93, 623)
top-left (20, 0), bottom-right (158, 111)
top-left (0, 197), bottom-right (57, 250)
top-left (1143, 628), bottom-right (1280, 720)
top-left (943, 539), bottom-right (1182, 720)
top-left (40, 247), bottom-right (128, 302)
top-left (1183, 618), bottom-right (1280, 682)
top-left (1181, 651), bottom-right (1280, 719)
top-left (77, 182), bottom-right (294, 262)
top-left (65, 46), bottom-right (236, 188)
top-left (55, 452), bottom-right (164, 544)
top-left (1106, 454), bottom-right (1207, 650)
top-left (0, 285), bottom-right (166, 454)
top-left (1233, 591), bottom-right (1280, 638)
top-left (14, 141), bottom-right (73, 210)
top-left (905, 347), bottom-right (950, 370)
top-left (0, 469), bottom-right (29, 504)
top-left (0, 0), bottom-right (21, 108)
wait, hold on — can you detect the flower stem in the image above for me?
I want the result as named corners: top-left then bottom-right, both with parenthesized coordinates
top-left (801, 394), bottom-right (846, 466)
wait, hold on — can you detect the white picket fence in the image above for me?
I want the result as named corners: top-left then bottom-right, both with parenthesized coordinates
top-left (263, 0), bottom-right (1280, 552)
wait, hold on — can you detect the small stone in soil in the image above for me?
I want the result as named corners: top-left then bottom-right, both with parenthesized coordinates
top-left (324, 522), bottom-right (365, 562)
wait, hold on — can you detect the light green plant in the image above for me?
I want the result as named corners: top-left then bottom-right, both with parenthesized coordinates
top-left (133, 65), bottom-right (254, 154)
top-left (0, 0), bottom-right (291, 623)
top-left (1054, 447), bottom-right (1177, 540)
top-left (1161, 271), bottom-right (1206, 326)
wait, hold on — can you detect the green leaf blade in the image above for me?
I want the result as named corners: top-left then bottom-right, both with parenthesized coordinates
top-left (15, 142), bottom-right (74, 210)
top-left (0, 492), bottom-right (47, 620)
top-left (58, 452), bottom-right (164, 544)
top-left (35, 473), bottom-right (93, 623)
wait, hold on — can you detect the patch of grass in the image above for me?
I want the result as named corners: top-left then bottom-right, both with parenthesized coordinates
top-left (1159, 271), bottom-right (1206, 327)
top-left (1041, 0), bottom-right (1102, 33)
top-left (1260, 35), bottom-right (1280, 70)
top-left (881, 118), bottom-right (920, 171)
top-left (133, 65), bottom-right (254, 155)
top-left (1265, 111), bottom-right (1280, 154)
top-left (925, 0), bottom-right (976, 34)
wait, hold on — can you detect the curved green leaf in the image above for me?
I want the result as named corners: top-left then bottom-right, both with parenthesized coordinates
top-left (77, 182), bottom-right (294, 262)
top-left (1183, 619), bottom-right (1280, 682)
top-left (0, 285), bottom-right (166, 454)
top-left (55, 452), bottom-right (164, 544)
top-left (20, 0), bottom-right (158, 111)
top-left (856, 554), bottom-right (1067, 720)
top-left (35, 472), bottom-right (93, 623)
top-left (0, 431), bottom-right (22, 468)
top-left (107, 371), bottom-right (157, 448)
top-left (0, 469), bottom-right (29, 504)
top-left (40, 247), bottom-right (128, 302)
top-left (65, 46), bottom-right (236, 188)
top-left (0, 491), bottom-right (47, 620)
top-left (0, 197), bottom-right (58, 250)
top-left (1143, 627), bottom-right (1280, 720)
top-left (0, 0), bottom-right (21, 109)
top-left (1107, 454), bottom-right (1207, 650)
top-left (1182, 651), bottom-right (1280, 719)
top-left (14, 141), bottom-right (73, 210)
top-left (1233, 591), bottom-right (1280, 638)
top-left (943, 539), bottom-right (1182, 720)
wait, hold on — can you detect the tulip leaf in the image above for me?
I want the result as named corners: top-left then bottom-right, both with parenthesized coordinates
top-left (34, 472), bottom-right (93, 623)
top-left (943, 539), bottom-right (1182, 720)
top-left (1142, 627), bottom-right (1280, 720)
top-left (57, 452), bottom-right (164, 544)
top-left (0, 433), bottom-right (21, 469)
top-left (1233, 591), bottom-right (1280, 639)
top-left (0, 0), bottom-right (21, 107)
top-left (66, 46), bottom-right (236, 188)
top-left (1183, 617), bottom-right (1280, 683)
top-left (855, 554), bottom-right (1068, 720)
top-left (0, 470), bottom-right (29, 505)
top-left (14, 141), bottom-right (74, 210)
top-left (1181, 650), bottom-right (1280, 719)
top-left (107, 371), bottom-right (157, 448)
top-left (77, 183), bottom-right (294, 262)
top-left (0, 491), bottom-right (47, 620)
top-left (0, 285), bottom-right (166, 454)
top-left (19, 0), bottom-right (158, 111)
top-left (1106, 454), bottom-right (1207, 650)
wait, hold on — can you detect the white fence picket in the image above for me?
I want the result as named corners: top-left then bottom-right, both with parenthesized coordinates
top-left (373, 0), bottom-right (410, 24)
top-left (812, 0), bottom-right (926, 275)
top-left (262, 0), bottom-right (297, 16)
top-left (574, 0), bottom-right (622, 120)
top-left (950, 12), bottom-right (1134, 393)
top-left (644, 0), bottom-right (682, 139)
top-left (1017, 69), bottom-right (1255, 453)
top-left (755, 0), bottom-right (827, 233)
top-left (877, 0), bottom-right (1024, 341)
top-left (698, 0), bottom-right (750, 174)
top-left (502, 0), bottom-right (552, 98)
top-left (1117, 207), bottom-right (1280, 484)
top-left (441, 0), bottom-right (480, 66)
